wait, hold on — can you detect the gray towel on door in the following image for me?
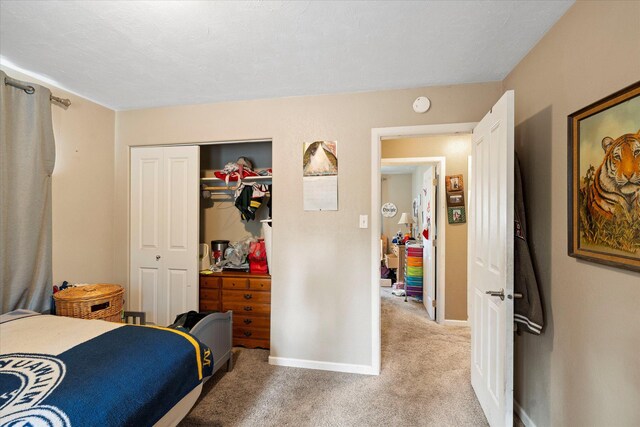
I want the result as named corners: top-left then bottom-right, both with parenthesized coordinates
top-left (514, 155), bottom-right (544, 334)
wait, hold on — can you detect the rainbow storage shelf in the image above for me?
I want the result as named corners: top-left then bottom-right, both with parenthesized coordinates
top-left (405, 244), bottom-right (423, 300)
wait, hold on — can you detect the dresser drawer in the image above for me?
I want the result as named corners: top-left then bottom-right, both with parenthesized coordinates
top-left (200, 300), bottom-right (220, 312)
top-left (233, 325), bottom-right (270, 340)
top-left (234, 315), bottom-right (270, 329)
top-left (200, 289), bottom-right (220, 301)
top-left (222, 301), bottom-right (270, 316)
top-left (222, 289), bottom-right (270, 304)
top-left (200, 276), bottom-right (220, 289)
top-left (222, 277), bottom-right (249, 290)
top-left (249, 278), bottom-right (271, 291)
top-left (233, 337), bottom-right (269, 349)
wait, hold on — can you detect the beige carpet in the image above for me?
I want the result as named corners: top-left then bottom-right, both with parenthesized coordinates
top-left (180, 288), bottom-right (488, 426)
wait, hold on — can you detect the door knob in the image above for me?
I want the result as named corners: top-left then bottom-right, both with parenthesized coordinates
top-left (156, 255), bottom-right (161, 261)
top-left (485, 289), bottom-right (505, 301)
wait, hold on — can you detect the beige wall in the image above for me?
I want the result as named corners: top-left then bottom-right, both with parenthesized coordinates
top-left (503, 1), bottom-right (640, 425)
top-left (382, 134), bottom-right (472, 321)
top-left (114, 82), bottom-right (502, 367)
top-left (380, 174), bottom-right (413, 244)
top-left (1, 65), bottom-right (116, 287)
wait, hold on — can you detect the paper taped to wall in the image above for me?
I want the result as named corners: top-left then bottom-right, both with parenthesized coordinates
top-left (303, 175), bottom-right (338, 211)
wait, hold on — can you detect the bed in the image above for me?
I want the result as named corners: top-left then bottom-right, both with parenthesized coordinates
top-left (0, 310), bottom-right (233, 427)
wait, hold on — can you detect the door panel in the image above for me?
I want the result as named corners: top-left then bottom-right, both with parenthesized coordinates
top-left (163, 146), bottom-right (199, 321)
top-left (139, 267), bottom-right (159, 325)
top-left (422, 165), bottom-right (436, 320)
top-left (167, 268), bottom-right (188, 326)
top-left (469, 90), bottom-right (514, 427)
top-left (130, 146), bottom-right (199, 326)
top-left (130, 147), bottom-right (164, 322)
top-left (166, 157), bottom-right (189, 250)
top-left (140, 159), bottom-right (161, 249)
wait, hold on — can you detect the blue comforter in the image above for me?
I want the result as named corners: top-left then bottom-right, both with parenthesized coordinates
top-left (0, 321), bottom-right (213, 427)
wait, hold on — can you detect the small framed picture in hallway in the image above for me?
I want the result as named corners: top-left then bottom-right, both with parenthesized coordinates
top-left (448, 207), bottom-right (466, 224)
top-left (446, 174), bottom-right (464, 192)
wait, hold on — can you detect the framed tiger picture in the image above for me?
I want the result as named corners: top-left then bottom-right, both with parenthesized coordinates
top-left (568, 81), bottom-right (640, 272)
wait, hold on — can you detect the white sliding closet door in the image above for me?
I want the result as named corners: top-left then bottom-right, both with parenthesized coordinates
top-left (130, 145), bottom-right (199, 326)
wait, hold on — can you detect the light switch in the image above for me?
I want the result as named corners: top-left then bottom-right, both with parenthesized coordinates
top-left (359, 215), bottom-right (368, 229)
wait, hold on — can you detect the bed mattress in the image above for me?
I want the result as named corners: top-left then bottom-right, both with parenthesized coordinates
top-left (0, 311), bottom-right (212, 426)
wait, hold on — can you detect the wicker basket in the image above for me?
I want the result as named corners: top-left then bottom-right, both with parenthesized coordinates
top-left (54, 284), bottom-right (124, 322)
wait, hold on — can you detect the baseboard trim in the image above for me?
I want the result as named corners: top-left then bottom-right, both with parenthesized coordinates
top-left (514, 400), bottom-right (536, 427)
top-left (444, 319), bottom-right (468, 326)
top-left (268, 356), bottom-right (378, 375)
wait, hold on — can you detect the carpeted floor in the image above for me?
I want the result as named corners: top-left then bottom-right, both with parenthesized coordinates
top-left (180, 288), bottom-right (488, 426)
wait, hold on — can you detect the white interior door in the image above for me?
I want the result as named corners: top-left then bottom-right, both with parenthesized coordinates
top-left (162, 146), bottom-right (199, 325)
top-left (422, 165), bottom-right (436, 320)
top-left (130, 145), bottom-right (199, 326)
top-left (469, 91), bottom-right (514, 427)
top-left (130, 147), bottom-right (164, 325)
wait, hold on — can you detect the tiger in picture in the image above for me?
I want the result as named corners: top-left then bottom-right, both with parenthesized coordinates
top-left (587, 129), bottom-right (640, 220)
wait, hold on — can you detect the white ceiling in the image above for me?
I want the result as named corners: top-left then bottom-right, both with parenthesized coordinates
top-left (0, 1), bottom-right (573, 110)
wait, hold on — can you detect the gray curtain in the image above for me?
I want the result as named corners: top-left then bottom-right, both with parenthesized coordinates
top-left (0, 70), bottom-right (55, 313)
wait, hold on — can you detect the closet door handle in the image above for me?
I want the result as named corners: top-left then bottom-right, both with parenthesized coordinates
top-left (244, 294), bottom-right (252, 300)
top-left (244, 306), bottom-right (253, 311)
top-left (243, 318), bottom-right (252, 325)
top-left (156, 255), bottom-right (161, 261)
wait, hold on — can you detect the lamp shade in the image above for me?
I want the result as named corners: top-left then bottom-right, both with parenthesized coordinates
top-left (398, 212), bottom-right (412, 225)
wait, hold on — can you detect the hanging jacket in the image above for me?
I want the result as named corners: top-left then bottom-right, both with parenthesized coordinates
top-left (234, 184), bottom-right (269, 221)
top-left (514, 155), bottom-right (544, 335)
top-left (234, 185), bottom-right (254, 221)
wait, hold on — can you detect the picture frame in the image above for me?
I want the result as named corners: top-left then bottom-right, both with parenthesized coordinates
top-left (567, 81), bottom-right (640, 272)
top-left (445, 174), bottom-right (464, 192)
top-left (448, 207), bottom-right (466, 224)
top-left (447, 191), bottom-right (465, 207)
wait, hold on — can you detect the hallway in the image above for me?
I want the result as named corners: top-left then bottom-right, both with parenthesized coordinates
top-left (181, 288), bottom-right (487, 426)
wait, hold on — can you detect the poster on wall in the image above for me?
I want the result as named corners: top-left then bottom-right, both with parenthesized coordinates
top-left (568, 81), bottom-right (640, 272)
top-left (303, 141), bottom-right (338, 211)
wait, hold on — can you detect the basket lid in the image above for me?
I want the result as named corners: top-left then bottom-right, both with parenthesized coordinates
top-left (53, 284), bottom-right (123, 301)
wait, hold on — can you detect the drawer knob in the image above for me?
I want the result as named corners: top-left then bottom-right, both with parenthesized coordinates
top-left (243, 318), bottom-right (252, 324)
top-left (244, 294), bottom-right (252, 300)
top-left (244, 331), bottom-right (252, 337)
top-left (244, 306), bottom-right (253, 311)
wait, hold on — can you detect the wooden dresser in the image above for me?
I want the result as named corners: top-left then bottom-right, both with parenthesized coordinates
top-left (199, 271), bottom-right (271, 349)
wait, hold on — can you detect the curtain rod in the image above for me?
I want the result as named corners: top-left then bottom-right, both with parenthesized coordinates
top-left (3, 76), bottom-right (72, 108)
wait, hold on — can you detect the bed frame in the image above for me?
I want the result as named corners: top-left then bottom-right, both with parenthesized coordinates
top-left (189, 311), bottom-right (233, 377)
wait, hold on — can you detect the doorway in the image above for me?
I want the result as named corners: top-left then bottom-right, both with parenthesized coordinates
top-left (370, 122), bottom-right (476, 374)
top-left (380, 157), bottom-right (444, 321)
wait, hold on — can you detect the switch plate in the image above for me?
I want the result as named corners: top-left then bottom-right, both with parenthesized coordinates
top-left (359, 215), bottom-right (368, 228)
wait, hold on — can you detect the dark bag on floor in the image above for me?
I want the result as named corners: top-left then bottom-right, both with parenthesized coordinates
top-left (170, 311), bottom-right (211, 331)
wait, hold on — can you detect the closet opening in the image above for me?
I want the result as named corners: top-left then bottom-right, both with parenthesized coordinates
top-left (199, 139), bottom-right (273, 350)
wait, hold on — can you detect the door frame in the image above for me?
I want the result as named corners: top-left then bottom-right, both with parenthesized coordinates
top-left (370, 122), bottom-right (476, 374)
top-left (380, 156), bottom-right (445, 323)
